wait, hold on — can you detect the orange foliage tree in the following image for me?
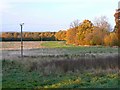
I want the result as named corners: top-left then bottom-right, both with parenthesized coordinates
top-left (104, 32), bottom-right (118, 46)
top-left (75, 20), bottom-right (94, 45)
top-left (66, 28), bottom-right (78, 44)
top-left (55, 30), bottom-right (66, 41)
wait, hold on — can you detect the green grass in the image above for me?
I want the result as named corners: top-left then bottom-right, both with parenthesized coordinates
top-left (2, 59), bottom-right (119, 89)
top-left (41, 41), bottom-right (118, 53)
top-left (41, 41), bottom-right (74, 48)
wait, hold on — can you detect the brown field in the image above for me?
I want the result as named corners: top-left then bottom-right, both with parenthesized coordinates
top-left (0, 41), bottom-right (44, 50)
top-left (0, 41), bottom-right (45, 60)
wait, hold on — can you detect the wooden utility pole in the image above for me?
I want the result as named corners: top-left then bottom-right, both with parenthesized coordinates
top-left (20, 23), bottom-right (24, 59)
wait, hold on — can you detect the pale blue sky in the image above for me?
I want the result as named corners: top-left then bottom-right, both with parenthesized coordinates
top-left (0, 0), bottom-right (119, 32)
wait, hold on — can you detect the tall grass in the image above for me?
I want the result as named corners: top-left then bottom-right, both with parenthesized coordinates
top-left (2, 52), bottom-right (119, 88)
top-left (10, 54), bottom-right (118, 76)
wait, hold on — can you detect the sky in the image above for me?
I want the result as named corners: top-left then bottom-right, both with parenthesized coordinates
top-left (0, 0), bottom-right (119, 32)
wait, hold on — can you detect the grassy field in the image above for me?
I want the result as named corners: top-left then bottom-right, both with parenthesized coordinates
top-left (41, 41), bottom-right (118, 53)
top-left (2, 41), bottom-right (119, 89)
top-left (2, 58), bottom-right (119, 89)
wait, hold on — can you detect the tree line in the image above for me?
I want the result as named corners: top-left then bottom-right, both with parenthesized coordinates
top-left (1, 16), bottom-right (119, 46)
top-left (1, 32), bottom-right (56, 41)
top-left (55, 16), bottom-right (119, 46)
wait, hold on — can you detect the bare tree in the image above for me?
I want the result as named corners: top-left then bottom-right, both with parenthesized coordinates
top-left (93, 16), bottom-right (112, 32)
top-left (70, 19), bottom-right (81, 28)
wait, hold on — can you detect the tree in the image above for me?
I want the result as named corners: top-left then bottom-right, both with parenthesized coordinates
top-left (66, 28), bottom-right (78, 44)
top-left (55, 30), bottom-right (66, 41)
top-left (66, 20), bottom-right (81, 44)
top-left (93, 16), bottom-right (111, 32)
top-left (104, 32), bottom-right (118, 46)
top-left (33, 32), bottom-right (40, 40)
top-left (13, 32), bottom-right (19, 40)
top-left (76, 20), bottom-right (94, 45)
top-left (90, 16), bottom-right (111, 45)
top-left (114, 10), bottom-right (120, 46)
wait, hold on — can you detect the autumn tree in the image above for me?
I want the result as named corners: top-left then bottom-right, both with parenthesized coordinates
top-left (104, 32), bottom-right (118, 46)
top-left (55, 30), bottom-right (66, 41)
top-left (66, 28), bottom-right (78, 44)
top-left (13, 32), bottom-right (18, 39)
top-left (33, 32), bottom-right (40, 40)
top-left (85, 27), bottom-right (109, 45)
top-left (76, 20), bottom-right (94, 45)
top-left (66, 20), bottom-right (81, 44)
top-left (92, 16), bottom-right (111, 45)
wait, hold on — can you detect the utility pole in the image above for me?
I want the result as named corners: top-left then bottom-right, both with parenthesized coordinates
top-left (41, 33), bottom-right (42, 42)
top-left (20, 23), bottom-right (24, 59)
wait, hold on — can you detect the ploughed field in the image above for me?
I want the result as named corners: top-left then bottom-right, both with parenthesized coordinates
top-left (1, 41), bottom-right (120, 88)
